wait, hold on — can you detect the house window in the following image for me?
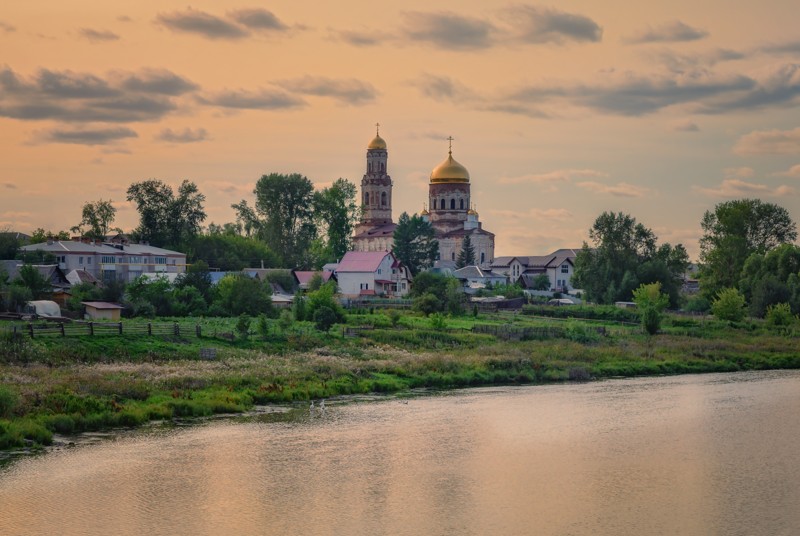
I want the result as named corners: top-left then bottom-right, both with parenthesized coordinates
top-left (377, 269), bottom-right (381, 274)
top-left (155, 257), bottom-right (167, 265)
top-left (101, 256), bottom-right (115, 264)
top-left (87, 258), bottom-right (92, 265)
top-left (561, 264), bottom-right (569, 274)
top-left (78, 256), bottom-right (83, 265)
top-left (128, 256), bottom-right (142, 265)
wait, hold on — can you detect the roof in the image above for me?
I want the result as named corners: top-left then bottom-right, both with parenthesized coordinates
top-left (82, 301), bottom-right (124, 310)
top-left (19, 240), bottom-right (184, 256)
top-left (1, 262), bottom-right (70, 288)
top-left (492, 249), bottom-right (578, 269)
top-left (66, 269), bottom-right (101, 287)
top-left (452, 265), bottom-right (504, 280)
top-left (353, 223), bottom-right (397, 238)
top-left (293, 270), bottom-right (334, 287)
top-left (336, 251), bottom-right (394, 273)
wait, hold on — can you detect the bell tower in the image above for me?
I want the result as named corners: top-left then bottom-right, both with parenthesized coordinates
top-left (359, 123), bottom-right (392, 225)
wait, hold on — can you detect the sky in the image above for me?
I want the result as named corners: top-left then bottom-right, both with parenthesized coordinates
top-left (1, 0), bottom-right (799, 260)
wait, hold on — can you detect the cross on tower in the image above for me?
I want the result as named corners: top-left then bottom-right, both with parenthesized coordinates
top-left (447, 136), bottom-right (454, 154)
top-left (375, 122), bottom-right (380, 135)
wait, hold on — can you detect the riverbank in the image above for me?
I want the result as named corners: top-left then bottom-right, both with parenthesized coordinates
top-left (2, 310), bottom-right (799, 449)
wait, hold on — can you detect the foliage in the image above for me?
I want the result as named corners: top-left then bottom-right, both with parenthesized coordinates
top-left (28, 228), bottom-right (69, 244)
top-left (393, 212), bottom-right (439, 275)
top-left (279, 309), bottom-right (294, 331)
top-left (13, 264), bottom-right (52, 300)
top-left (429, 312), bottom-right (448, 330)
top-left (256, 313), bottom-right (270, 339)
top-left (531, 273), bottom-right (551, 290)
top-left (186, 232), bottom-right (278, 272)
top-left (306, 273), bottom-right (324, 292)
top-left (313, 178), bottom-right (359, 264)
top-left (683, 295), bottom-right (711, 313)
top-left (0, 385), bottom-right (18, 419)
top-left (632, 282), bottom-right (669, 335)
top-left (409, 271), bottom-right (464, 314)
top-left (0, 228), bottom-right (21, 260)
top-left (573, 212), bottom-right (689, 307)
top-left (413, 292), bottom-right (442, 316)
top-left (455, 234), bottom-right (476, 269)
top-left (445, 277), bottom-right (465, 315)
top-left (305, 281), bottom-right (345, 323)
top-left (711, 288), bottom-right (746, 322)
top-left (293, 294), bottom-right (307, 321)
top-left (71, 199), bottom-right (119, 240)
top-left (700, 199), bottom-right (797, 298)
top-left (66, 282), bottom-right (103, 312)
top-left (765, 303), bottom-right (796, 327)
top-left (233, 173), bottom-right (317, 268)
top-left (212, 274), bottom-right (274, 317)
top-left (490, 283), bottom-right (525, 299)
top-left (739, 244), bottom-right (800, 316)
top-left (410, 271), bottom-right (449, 298)
top-left (175, 260), bottom-right (213, 302)
top-left (126, 276), bottom-right (175, 317)
top-left (172, 286), bottom-right (208, 316)
top-left (235, 314), bottom-right (251, 340)
top-left (262, 269), bottom-right (298, 294)
top-left (313, 306), bottom-right (338, 331)
top-left (127, 179), bottom-right (207, 248)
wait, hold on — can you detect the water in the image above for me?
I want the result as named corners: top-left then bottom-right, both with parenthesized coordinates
top-left (2, 370), bottom-right (799, 535)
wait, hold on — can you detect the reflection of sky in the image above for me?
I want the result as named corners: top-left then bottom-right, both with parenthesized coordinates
top-left (1, 371), bottom-right (799, 535)
top-left (2, 1), bottom-right (800, 259)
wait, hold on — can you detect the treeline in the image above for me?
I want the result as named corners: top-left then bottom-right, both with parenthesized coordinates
top-left (574, 199), bottom-right (799, 319)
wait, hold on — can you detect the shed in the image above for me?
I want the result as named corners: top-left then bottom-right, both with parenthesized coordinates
top-left (82, 301), bottom-right (124, 320)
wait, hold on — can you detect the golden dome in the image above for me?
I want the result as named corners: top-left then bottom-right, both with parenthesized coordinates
top-left (367, 134), bottom-right (386, 150)
top-left (430, 152), bottom-right (470, 183)
top-left (467, 208), bottom-right (478, 216)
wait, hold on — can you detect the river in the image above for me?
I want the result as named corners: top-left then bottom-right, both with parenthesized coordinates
top-left (1, 370), bottom-right (799, 535)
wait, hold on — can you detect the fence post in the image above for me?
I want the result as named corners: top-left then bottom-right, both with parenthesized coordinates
top-left (118, 322), bottom-right (123, 335)
top-left (29, 323), bottom-right (34, 339)
top-left (60, 323), bottom-right (65, 337)
top-left (148, 322), bottom-right (152, 336)
top-left (89, 322), bottom-right (94, 336)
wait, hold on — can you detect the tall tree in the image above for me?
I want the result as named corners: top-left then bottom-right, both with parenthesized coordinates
top-left (71, 199), bottom-right (120, 240)
top-left (313, 178), bottom-right (359, 263)
top-left (28, 228), bottom-right (69, 244)
top-left (700, 199), bottom-right (797, 298)
top-left (573, 211), bottom-right (687, 306)
top-left (0, 228), bottom-right (21, 260)
top-left (233, 173), bottom-right (317, 268)
top-left (127, 179), bottom-right (206, 248)
top-left (393, 212), bottom-right (439, 275)
top-left (456, 234), bottom-right (476, 268)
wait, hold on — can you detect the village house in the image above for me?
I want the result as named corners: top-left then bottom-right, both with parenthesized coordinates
top-left (332, 251), bottom-right (411, 298)
top-left (451, 265), bottom-right (507, 294)
top-left (491, 249), bottom-right (579, 292)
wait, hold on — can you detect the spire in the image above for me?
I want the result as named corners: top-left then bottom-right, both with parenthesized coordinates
top-left (447, 135), bottom-right (454, 156)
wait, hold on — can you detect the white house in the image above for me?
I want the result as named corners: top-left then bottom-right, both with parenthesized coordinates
top-left (19, 237), bottom-right (186, 283)
top-left (333, 251), bottom-right (411, 298)
top-left (491, 249), bottom-right (578, 292)
top-left (451, 265), bottom-right (507, 293)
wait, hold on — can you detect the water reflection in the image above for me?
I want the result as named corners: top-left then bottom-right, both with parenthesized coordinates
top-left (1, 370), bottom-right (799, 535)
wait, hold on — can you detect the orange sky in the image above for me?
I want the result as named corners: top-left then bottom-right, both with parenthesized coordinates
top-left (1, 0), bottom-right (799, 258)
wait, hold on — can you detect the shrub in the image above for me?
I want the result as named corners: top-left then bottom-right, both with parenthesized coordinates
top-left (711, 288), bottom-right (746, 322)
top-left (256, 313), bottom-right (270, 339)
top-left (429, 312), bottom-right (448, 330)
top-left (235, 314), bottom-right (251, 340)
top-left (413, 292), bottom-right (442, 316)
top-left (313, 306), bottom-right (338, 331)
top-left (766, 303), bottom-right (796, 327)
top-left (684, 295), bottom-right (711, 313)
top-left (279, 309), bottom-right (294, 331)
top-left (387, 308), bottom-right (401, 327)
top-left (0, 385), bottom-right (18, 418)
top-left (632, 282), bottom-right (669, 335)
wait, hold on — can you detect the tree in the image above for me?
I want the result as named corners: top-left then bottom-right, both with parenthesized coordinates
top-left (186, 233), bottom-right (278, 272)
top-left (211, 274), bottom-right (274, 317)
top-left (305, 281), bottom-right (345, 323)
top-left (455, 235), bottom-right (476, 268)
top-left (532, 274), bottom-right (551, 291)
top-left (393, 212), bottom-right (439, 275)
top-left (632, 282), bottom-right (669, 335)
top-left (573, 212), bottom-right (687, 306)
top-left (175, 260), bottom-right (213, 302)
top-left (233, 173), bottom-right (317, 268)
top-left (71, 199), bottom-right (120, 240)
top-left (13, 265), bottom-right (51, 300)
top-left (700, 199), bottom-right (797, 298)
top-left (0, 229), bottom-right (22, 260)
top-left (313, 178), bottom-right (359, 264)
top-left (28, 228), bottom-right (69, 244)
top-left (711, 288), bottom-right (746, 322)
top-left (127, 179), bottom-right (206, 247)
top-left (739, 244), bottom-right (800, 315)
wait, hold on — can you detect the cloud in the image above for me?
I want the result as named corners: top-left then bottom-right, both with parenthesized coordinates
top-left (625, 20), bottom-right (708, 44)
top-left (0, 66), bottom-right (196, 123)
top-left (760, 40), bottom-right (800, 55)
top-left (117, 16), bottom-right (132, 23)
top-left (499, 169), bottom-right (608, 185)
top-left (198, 88), bottom-right (305, 110)
top-left (723, 167), bottom-right (754, 179)
top-left (156, 8), bottom-right (248, 40)
top-left (41, 127), bottom-right (138, 145)
top-left (695, 179), bottom-right (796, 197)
top-left (490, 208), bottom-right (574, 221)
top-left (0, 20), bottom-right (16, 33)
top-left (1, 211), bottom-right (32, 219)
top-left (576, 181), bottom-right (650, 197)
top-left (156, 127), bottom-right (209, 143)
top-left (401, 11), bottom-right (495, 50)
top-left (671, 120), bottom-right (699, 132)
top-left (333, 29), bottom-right (386, 47)
top-left (275, 76), bottom-right (377, 105)
top-left (228, 8), bottom-right (288, 32)
top-left (79, 28), bottom-right (120, 42)
top-left (773, 164), bottom-right (800, 178)
top-left (119, 69), bottom-right (199, 95)
top-left (409, 74), bottom-right (477, 102)
top-left (2, 183), bottom-right (17, 189)
top-left (733, 127), bottom-right (800, 155)
top-left (204, 180), bottom-right (254, 195)
top-left (501, 5), bottom-right (602, 44)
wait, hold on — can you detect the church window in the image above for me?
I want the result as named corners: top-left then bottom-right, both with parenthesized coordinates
top-left (460, 199), bottom-right (464, 209)
top-left (381, 192), bottom-right (387, 206)
top-left (381, 163), bottom-right (385, 172)
top-left (364, 193), bottom-right (369, 205)
top-left (450, 198), bottom-right (455, 210)
top-left (451, 252), bottom-right (455, 261)
top-left (481, 252), bottom-right (485, 264)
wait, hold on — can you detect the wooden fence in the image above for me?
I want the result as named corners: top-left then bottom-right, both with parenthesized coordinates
top-left (1, 321), bottom-right (203, 339)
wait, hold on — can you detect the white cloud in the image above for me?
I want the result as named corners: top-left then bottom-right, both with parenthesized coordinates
top-left (576, 181), bottom-right (650, 197)
top-left (723, 167), bottom-right (755, 179)
top-left (694, 179), bottom-right (796, 197)
top-left (498, 168), bottom-right (607, 185)
top-left (733, 127), bottom-right (800, 155)
top-left (773, 164), bottom-right (800, 178)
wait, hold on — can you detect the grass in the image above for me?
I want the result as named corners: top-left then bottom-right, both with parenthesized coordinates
top-left (1, 308), bottom-right (798, 449)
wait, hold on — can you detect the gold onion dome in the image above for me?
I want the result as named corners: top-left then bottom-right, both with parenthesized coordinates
top-left (368, 134), bottom-right (386, 150)
top-left (467, 207), bottom-right (478, 215)
top-left (430, 151), bottom-right (470, 183)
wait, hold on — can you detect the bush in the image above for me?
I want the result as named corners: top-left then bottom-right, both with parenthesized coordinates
top-left (711, 288), bottom-right (746, 322)
top-left (429, 312), bottom-right (448, 330)
top-left (684, 295), bottom-right (711, 313)
top-left (313, 306), bottom-right (338, 331)
top-left (0, 385), bottom-right (18, 418)
top-left (766, 303), bottom-right (796, 327)
top-left (413, 292), bottom-right (442, 316)
top-left (236, 314), bottom-right (251, 340)
top-left (632, 282), bottom-right (669, 335)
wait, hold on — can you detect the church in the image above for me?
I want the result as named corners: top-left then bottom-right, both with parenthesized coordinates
top-left (352, 127), bottom-right (495, 268)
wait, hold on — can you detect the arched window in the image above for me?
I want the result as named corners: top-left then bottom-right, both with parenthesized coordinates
top-left (451, 252), bottom-right (455, 260)
top-left (450, 199), bottom-right (455, 210)
top-left (438, 199), bottom-right (443, 210)
top-left (460, 199), bottom-right (464, 209)
top-left (381, 192), bottom-right (387, 206)
top-left (481, 252), bottom-right (485, 264)
top-left (381, 163), bottom-right (385, 172)
top-left (364, 193), bottom-right (369, 205)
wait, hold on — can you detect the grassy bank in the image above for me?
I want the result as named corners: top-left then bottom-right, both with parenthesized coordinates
top-left (1, 310), bottom-right (799, 450)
